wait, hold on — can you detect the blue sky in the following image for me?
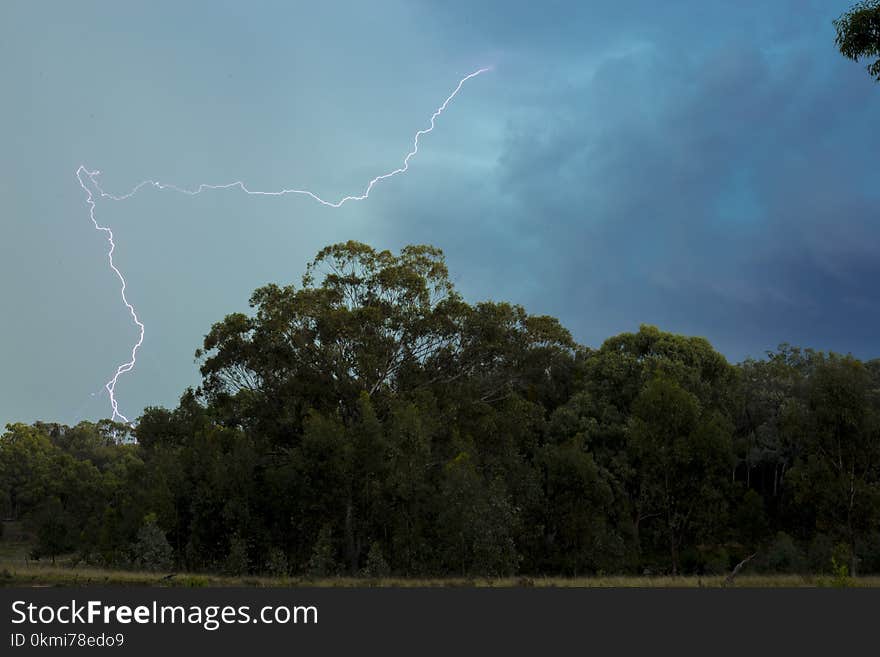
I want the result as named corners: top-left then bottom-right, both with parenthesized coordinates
top-left (2, 1), bottom-right (878, 426)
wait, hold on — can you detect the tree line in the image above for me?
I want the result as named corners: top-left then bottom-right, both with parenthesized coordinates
top-left (2, 241), bottom-right (879, 577)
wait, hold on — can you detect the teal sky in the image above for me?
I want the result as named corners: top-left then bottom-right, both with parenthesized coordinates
top-left (2, 1), bottom-right (878, 426)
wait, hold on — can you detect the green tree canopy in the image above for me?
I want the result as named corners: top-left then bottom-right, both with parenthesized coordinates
top-left (5, 242), bottom-right (879, 579)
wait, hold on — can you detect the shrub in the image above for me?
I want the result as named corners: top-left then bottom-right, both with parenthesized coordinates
top-left (856, 532), bottom-right (880, 574)
top-left (808, 534), bottom-right (834, 574)
top-left (266, 547), bottom-right (289, 577)
top-left (132, 513), bottom-right (173, 572)
top-left (361, 541), bottom-right (390, 578)
top-left (831, 543), bottom-right (852, 587)
top-left (306, 525), bottom-right (337, 578)
top-left (224, 534), bottom-right (250, 576)
top-left (764, 532), bottom-right (804, 573)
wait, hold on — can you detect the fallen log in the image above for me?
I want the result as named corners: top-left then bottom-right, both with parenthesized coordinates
top-left (724, 552), bottom-right (757, 586)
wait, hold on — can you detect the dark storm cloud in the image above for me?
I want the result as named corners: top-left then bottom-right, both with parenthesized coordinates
top-left (441, 3), bottom-right (880, 361)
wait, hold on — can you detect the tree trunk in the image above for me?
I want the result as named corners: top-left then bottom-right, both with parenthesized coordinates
top-left (848, 463), bottom-right (857, 577)
top-left (664, 474), bottom-right (678, 576)
top-left (670, 534), bottom-right (679, 577)
top-left (851, 538), bottom-right (858, 577)
top-left (632, 512), bottom-right (641, 561)
top-left (345, 501), bottom-right (357, 574)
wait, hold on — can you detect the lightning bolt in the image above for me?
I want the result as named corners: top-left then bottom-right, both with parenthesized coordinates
top-left (76, 67), bottom-right (491, 424)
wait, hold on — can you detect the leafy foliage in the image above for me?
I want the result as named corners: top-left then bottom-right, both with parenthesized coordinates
top-left (2, 242), bottom-right (879, 577)
top-left (835, 1), bottom-right (880, 81)
top-left (132, 513), bottom-right (173, 572)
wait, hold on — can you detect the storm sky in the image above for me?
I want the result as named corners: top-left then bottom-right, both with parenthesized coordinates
top-left (2, 1), bottom-right (878, 426)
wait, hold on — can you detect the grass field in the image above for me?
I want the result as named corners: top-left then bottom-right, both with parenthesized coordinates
top-left (2, 560), bottom-right (879, 588)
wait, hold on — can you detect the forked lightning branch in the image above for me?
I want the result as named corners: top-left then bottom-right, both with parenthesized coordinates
top-left (75, 68), bottom-right (491, 424)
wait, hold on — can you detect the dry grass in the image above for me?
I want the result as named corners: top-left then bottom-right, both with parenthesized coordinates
top-left (3, 561), bottom-right (880, 588)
